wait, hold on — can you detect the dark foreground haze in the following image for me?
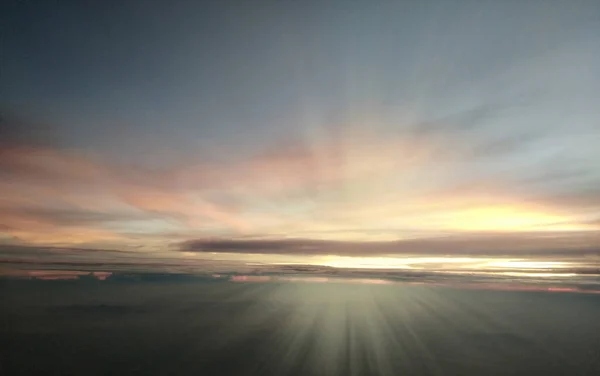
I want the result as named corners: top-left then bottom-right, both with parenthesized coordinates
top-left (2, 279), bottom-right (600, 376)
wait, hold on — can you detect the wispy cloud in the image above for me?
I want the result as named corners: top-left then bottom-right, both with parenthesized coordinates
top-left (1, 107), bottom-right (599, 258)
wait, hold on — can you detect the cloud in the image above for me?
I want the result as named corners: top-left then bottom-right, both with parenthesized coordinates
top-left (182, 238), bottom-right (359, 255)
top-left (181, 232), bottom-right (600, 257)
top-left (1, 104), bottom-right (600, 262)
top-left (1, 207), bottom-right (142, 227)
top-left (0, 144), bottom-right (252, 243)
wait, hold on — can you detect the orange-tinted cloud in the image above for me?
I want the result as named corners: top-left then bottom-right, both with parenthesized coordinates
top-left (1, 119), bottom-right (599, 258)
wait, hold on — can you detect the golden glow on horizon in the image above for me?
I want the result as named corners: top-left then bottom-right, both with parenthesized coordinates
top-left (481, 260), bottom-right (572, 269)
top-left (498, 272), bottom-right (578, 277)
top-left (294, 255), bottom-right (584, 274)
top-left (442, 206), bottom-right (577, 232)
top-left (435, 270), bottom-right (579, 278)
top-left (315, 256), bottom-right (509, 270)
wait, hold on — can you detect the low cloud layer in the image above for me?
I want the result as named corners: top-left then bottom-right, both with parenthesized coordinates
top-left (181, 233), bottom-right (600, 257)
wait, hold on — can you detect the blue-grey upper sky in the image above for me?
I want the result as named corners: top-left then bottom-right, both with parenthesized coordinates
top-left (1, 0), bottom-right (599, 273)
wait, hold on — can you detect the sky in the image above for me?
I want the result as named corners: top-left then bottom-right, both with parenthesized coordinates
top-left (1, 0), bottom-right (600, 275)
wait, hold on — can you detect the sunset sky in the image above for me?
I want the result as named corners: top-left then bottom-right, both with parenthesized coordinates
top-left (1, 0), bottom-right (599, 274)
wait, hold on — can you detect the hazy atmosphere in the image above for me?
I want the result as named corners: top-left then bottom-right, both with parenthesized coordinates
top-left (2, 0), bottom-right (600, 281)
top-left (2, 1), bottom-right (600, 375)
